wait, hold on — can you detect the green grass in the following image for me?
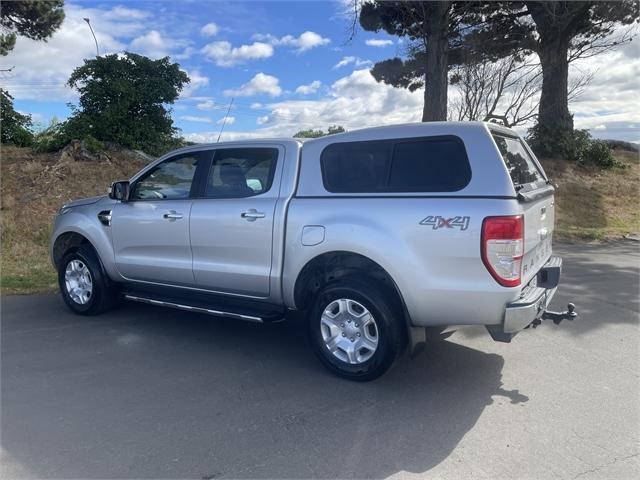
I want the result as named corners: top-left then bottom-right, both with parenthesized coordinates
top-left (1, 264), bottom-right (57, 292)
top-left (1, 225), bottom-right (57, 293)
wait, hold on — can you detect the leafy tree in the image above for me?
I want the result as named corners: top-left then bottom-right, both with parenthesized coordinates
top-left (475, 1), bottom-right (638, 156)
top-left (293, 125), bottom-right (346, 138)
top-left (358, 1), bottom-right (492, 122)
top-left (0, 0), bottom-right (65, 55)
top-left (0, 89), bottom-right (33, 146)
top-left (65, 53), bottom-right (190, 155)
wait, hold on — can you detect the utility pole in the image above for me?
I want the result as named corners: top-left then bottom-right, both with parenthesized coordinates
top-left (83, 18), bottom-right (100, 57)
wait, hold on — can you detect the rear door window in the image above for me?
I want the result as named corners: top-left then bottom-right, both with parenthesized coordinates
top-left (492, 134), bottom-right (546, 190)
top-left (205, 148), bottom-right (278, 198)
top-left (321, 135), bottom-right (471, 193)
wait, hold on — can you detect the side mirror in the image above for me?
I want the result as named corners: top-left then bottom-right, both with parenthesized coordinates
top-left (108, 181), bottom-right (130, 201)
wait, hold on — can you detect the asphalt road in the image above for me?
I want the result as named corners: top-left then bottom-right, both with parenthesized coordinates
top-left (1, 242), bottom-right (639, 479)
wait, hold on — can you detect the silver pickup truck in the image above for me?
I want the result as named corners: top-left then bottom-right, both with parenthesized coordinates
top-left (50, 122), bottom-right (575, 380)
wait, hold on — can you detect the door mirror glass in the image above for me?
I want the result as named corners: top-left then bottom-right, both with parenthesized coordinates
top-left (109, 181), bottom-right (130, 201)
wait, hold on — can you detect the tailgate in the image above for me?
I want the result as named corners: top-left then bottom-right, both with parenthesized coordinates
top-left (491, 133), bottom-right (554, 286)
top-left (520, 189), bottom-right (554, 285)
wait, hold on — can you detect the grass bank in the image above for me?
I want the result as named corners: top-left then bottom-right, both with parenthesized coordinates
top-left (1, 146), bottom-right (638, 294)
top-left (541, 150), bottom-right (639, 241)
top-left (1, 146), bottom-right (146, 294)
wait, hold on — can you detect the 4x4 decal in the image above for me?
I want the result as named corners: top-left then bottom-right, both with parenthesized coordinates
top-left (420, 215), bottom-right (470, 231)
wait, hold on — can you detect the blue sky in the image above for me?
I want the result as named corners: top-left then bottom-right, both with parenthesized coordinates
top-left (2, 0), bottom-right (639, 143)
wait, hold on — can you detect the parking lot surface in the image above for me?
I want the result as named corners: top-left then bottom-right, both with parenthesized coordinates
top-left (1, 242), bottom-right (638, 479)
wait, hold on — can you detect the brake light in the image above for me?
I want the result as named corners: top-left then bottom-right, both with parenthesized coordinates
top-left (481, 215), bottom-right (524, 287)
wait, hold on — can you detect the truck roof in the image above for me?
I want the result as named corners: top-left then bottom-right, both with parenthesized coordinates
top-left (303, 121), bottom-right (518, 144)
top-left (167, 121), bottom-right (519, 158)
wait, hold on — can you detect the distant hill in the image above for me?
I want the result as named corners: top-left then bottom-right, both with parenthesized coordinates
top-left (603, 139), bottom-right (639, 153)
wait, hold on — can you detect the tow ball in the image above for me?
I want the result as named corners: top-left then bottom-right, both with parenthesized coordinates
top-left (530, 303), bottom-right (578, 328)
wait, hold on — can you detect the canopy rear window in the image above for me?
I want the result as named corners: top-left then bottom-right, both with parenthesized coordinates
top-left (492, 134), bottom-right (545, 190)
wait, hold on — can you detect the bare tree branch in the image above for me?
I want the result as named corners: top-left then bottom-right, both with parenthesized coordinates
top-left (450, 57), bottom-right (542, 128)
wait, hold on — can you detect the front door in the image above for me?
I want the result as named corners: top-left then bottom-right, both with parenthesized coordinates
top-left (111, 152), bottom-right (207, 285)
top-left (190, 147), bottom-right (282, 297)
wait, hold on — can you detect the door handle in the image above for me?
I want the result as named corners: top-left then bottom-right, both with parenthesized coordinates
top-left (241, 209), bottom-right (265, 221)
top-left (163, 210), bottom-right (183, 220)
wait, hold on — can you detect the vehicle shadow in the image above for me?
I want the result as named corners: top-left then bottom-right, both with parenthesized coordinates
top-left (1, 296), bottom-right (525, 479)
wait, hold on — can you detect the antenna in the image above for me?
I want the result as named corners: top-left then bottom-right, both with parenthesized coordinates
top-left (217, 98), bottom-right (234, 142)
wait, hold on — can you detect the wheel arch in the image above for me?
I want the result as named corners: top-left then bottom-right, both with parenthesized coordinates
top-left (292, 250), bottom-right (415, 345)
top-left (52, 231), bottom-right (92, 270)
top-left (294, 251), bottom-right (397, 305)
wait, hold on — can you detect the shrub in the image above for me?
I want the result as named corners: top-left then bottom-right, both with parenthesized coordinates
top-left (82, 134), bottom-right (104, 154)
top-left (31, 119), bottom-right (69, 152)
top-left (584, 139), bottom-right (619, 169)
top-left (527, 123), bottom-right (620, 169)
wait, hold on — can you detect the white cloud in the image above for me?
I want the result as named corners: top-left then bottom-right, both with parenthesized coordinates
top-left (333, 56), bottom-right (372, 69)
top-left (201, 41), bottom-right (273, 67)
top-left (224, 73), bottom-right (282, 97)
top-left (130, 30), bottom-right (190, 59)
top-left (1, 2), bottom-right (135, 100)
top-left (253, 31), bottom-right (330, 53)
top-left (200, 22), bottom-right (219, 37)
top-left (180, 115), bottom-right (213, 123)
top-left (295, 80), bottom-right (321, 95)
top-left (216, 116), bottom-right (235, 125)
top-left (185, 68), bottom-right (424, 142)
top-left (105, 6), bottom-right (151, 21)
top-left (569, 48), bottom-right (640, 142)
top-left (196, 99), bottom-right (218, 110)
top-left (180, 70), bottom-right (210, 98)
top-left (365, 39), bottom-right (393, 47)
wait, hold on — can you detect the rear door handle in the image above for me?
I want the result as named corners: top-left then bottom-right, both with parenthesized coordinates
top-left (163, 210), bottom-right (183, 220)
top-left (241, 209), bottom-right (265, 221)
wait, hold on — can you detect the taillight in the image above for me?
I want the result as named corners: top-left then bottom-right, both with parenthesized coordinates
top-left (481, 215), bottom-right (524, 287)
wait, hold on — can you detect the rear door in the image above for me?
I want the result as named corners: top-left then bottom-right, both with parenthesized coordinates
top-left (189, 146), bottom-right (282, 297)
top-left (492, 133), bottom-right (554, 285)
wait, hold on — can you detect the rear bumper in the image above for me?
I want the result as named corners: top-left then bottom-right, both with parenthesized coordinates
top-left (487, 256), bottom-right (563, 342)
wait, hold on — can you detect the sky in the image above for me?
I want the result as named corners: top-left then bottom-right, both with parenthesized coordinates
top-left (1, 0), bottom-right (639, 143)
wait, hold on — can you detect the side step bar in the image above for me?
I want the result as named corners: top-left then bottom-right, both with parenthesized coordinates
top-left (124, 294), bottom-right (265, 323)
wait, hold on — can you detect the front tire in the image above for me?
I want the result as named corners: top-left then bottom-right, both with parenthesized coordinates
top-left (308, 279), bottom-right (405, 381)
top-left (58, 245), bottom-right (117, 315)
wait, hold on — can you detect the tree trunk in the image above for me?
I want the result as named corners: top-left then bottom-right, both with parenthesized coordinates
top-left (422, 2), bottom-right (450, 122)
top-left (537, 37), bottom-right (573, 133)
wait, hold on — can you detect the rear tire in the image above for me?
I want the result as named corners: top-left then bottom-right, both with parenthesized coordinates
top-left (308, 279), bottom-right (405, 381)
top-left (58, 245), bottom-right (118, 315)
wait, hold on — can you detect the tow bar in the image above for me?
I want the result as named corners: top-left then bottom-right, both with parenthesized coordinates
top-left (530, 303), bottom-right (578, 328)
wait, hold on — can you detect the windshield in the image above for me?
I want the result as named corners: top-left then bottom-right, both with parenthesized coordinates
top-left (492, 134), bottom-right (546, 190)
